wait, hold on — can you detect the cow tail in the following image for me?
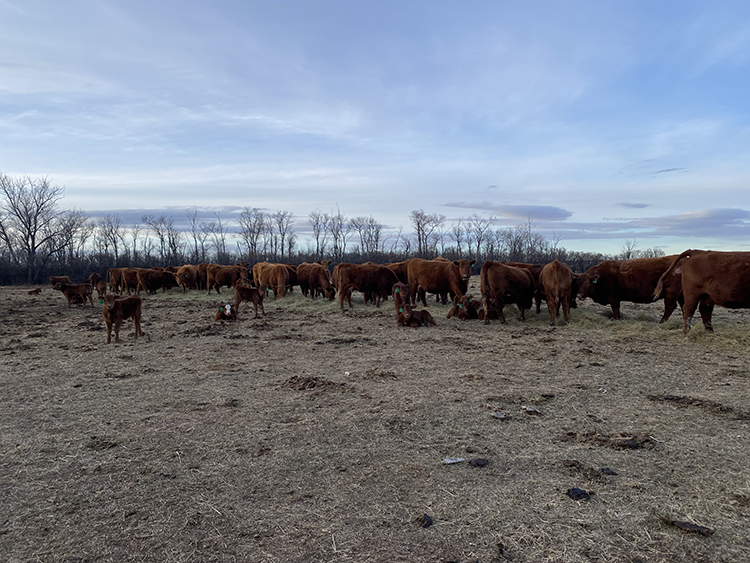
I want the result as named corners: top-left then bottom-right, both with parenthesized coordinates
top-left (653, 250), bottom-right (692, 300)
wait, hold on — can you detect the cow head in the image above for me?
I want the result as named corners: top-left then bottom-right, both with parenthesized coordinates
top-left (576, 268), bottom-right (599, 299)
top-left (453, 259), bottom-right (477, 281)
top-left (103, 294), bottom-right (119, 310)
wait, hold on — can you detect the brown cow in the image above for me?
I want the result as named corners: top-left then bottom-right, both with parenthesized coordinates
top-left (87, 272), bottom-right (102, 287)
top-left (107, 268), bottom-right (123, 293)
top-left (28, 288), bottom-right (42, 295)
top-left (501, 262), bottom-right (545, 312)
top-left (103, 294), bottom-right (143, 344)
top-left (173, 264), bottom-right (198, 293)
top-left (298, 262), bottom-right (335, 300)
top-left (383, 259), bottom-right (413, 284)
top-left (336, 262), bottom-right (399, 309)
top-left (397, 309), bottom-right (437, 327)
top-left (577, 256), bottom-right (682, 322)
top-left (480, 261), bottom-right (535, 324)
top-left (95, 280), bottom-right (107, 300)
top-left (654, 249), bottom-right (750, 334)
top-left (254, 263), bottom-right (292, 298)
top-left (539, 260), bottom-right (575, 326)
top-left (215, 303), bottom-right (238, 322)
top-left (446, 294), bottom-right (480, 320)
top-left (137, 268), bottom-right (168, 295)
top-left (49, 275), bottom-right (72, 286)
top-left (206, 264), bottom-right (248, 294)
top-left (234, 279), bottom-right (265, 318)
top-left (196, 262), bottom-right (209, 290)
top-left (392, 281), bottom-right (413, 312)
top-left (406, 258), bottom-right (476, 307)
top-left (53, 282), bottom-right (95, 308)
top-left (119, 268), bottom-right (141, 295)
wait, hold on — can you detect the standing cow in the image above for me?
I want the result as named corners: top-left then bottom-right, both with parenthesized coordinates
top-left (406, 258), bottom-right (476, 307)
top-left (539, 260), bottom-right (575, 326)
top-left (480, 261), bottom-right (535, 324)
top-left (655, 249), bottom-right (750, 334)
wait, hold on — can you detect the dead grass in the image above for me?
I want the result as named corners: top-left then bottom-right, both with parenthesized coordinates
top-left (1, 283), bottom-right (750, 562)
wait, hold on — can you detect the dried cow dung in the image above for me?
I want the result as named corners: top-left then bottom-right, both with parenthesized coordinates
top-left (417, 514), bottom-right (433, 528)
top-left (469, 458), bottom-right (488, 467)
top-left (567, 487), bottom-right (591, 501)
top-left (659, 515), bottom-right (714, 536)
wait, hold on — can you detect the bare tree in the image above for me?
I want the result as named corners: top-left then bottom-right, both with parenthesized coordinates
top-left (309, 209), bottom-right (330, 259)
top-left (468, 214), bottom-right (494, 259)
top-left (0, 174), bottom-right (71, 282)
top-left (351, 216), bottom-right (383, 256)
top-left (410, 209), bottom-right (445, 256)
top-left (450, 219), bottom-right (466, 255)
top-left (273, 210), bottom-right (295, 260)
top-left (326, 207), bottom-right (349, 260)
top-left (202, 212), bottom-right (230, 263)
top-left (237, 207), bottom-right (266, 261)
top-left (186, 207), bottom-right (202, 263)
top-left (99, 213), bottom-right (124, 263)
top-left (621, 239), bottom-right (638, 260)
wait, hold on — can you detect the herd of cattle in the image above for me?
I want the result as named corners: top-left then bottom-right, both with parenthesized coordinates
top-left (44, 250), bottom-right (750, 343)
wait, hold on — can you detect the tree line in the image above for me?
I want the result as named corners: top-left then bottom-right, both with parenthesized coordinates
top-left (0, 174), bottom-right (664, 285)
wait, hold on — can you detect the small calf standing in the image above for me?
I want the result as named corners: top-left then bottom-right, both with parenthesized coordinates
top-left (54, 283), bottom-right (95, 308)
top-left (233, 280), bottom-right (265, 318)
top-left (215, 303), bottom-right (238, 322)
top-left (103, 294), bottom-right (143, 344)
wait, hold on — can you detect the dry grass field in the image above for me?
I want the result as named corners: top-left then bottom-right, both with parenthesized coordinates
top-left (2, 281), bottom-right (750, 563)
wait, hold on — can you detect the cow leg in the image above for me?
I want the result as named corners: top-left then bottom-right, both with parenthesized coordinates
top-left (682, 294), bottom-right (700, 334)
top-left (547, 295), bottom-right (557, 326)
top-left (609, 299), bottom-right (621, 320)
top-left (113, 319), bottom-right (122, 343)
top-left (133, 317), bottom-right (142, 340)
top-left (418, 287), bottom-right (428, 307)
top-left (105, 321), bottom-right (113, 344)
top-left (660, 295), bottom-right (678, 324)
top-left (698, 300), bottom-right (714, 332)
top-left (562, 294), bottom-right (570, 323)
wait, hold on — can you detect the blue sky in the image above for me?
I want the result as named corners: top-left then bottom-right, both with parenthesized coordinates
top-left (2, 0), bottom-right (750, 254)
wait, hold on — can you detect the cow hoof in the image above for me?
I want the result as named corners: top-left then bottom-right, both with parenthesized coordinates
top-left (550, 322), bottom-right (555, 327)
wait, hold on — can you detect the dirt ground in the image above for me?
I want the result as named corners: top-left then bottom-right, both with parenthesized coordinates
top-left (2, 281), bottom-right (750, 563)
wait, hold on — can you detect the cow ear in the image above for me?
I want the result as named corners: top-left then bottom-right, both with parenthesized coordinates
top-left (453, 260), bottom-right (460, 267)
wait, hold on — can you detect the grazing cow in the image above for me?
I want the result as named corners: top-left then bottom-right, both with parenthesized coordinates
top-left (397, 309), bottom-right (437, 327)
top-left (336, 262), bottom-right (399, 309)
top-left (28, 288), bottom-right (42, 295)
top-left (215, 303), bottom-right (238, 322)
top-left (173, 264), bottom-right (199, 293)
top-left (102, 294), bottom-right (143, 344)
top-left (480, 261), bottom-right (536, 324)
top-left (406, 258), bottom-right (476, 307)
top-left (577, 256), bottom-right (682, 322)
top-left (136, 268), bottom-right (169, 295)
top-left (53, 282), bottom-right (95, 308)
top-left (654, 249), bottom-right (750, 334)
top-left (234, 279), bottom-right (265, 318)
top-left (49, 275), bottom-right (72, 286)
top-left (539, 260), bottom-right (576, 326)
top-left (95, 280), bottom-right (107, 300)
top-left (206, 264), bottom-right (248, 294)
top-left (298, 261), bottom-right (336, 300)
top-left (446, 294), bottom-right (480, 320)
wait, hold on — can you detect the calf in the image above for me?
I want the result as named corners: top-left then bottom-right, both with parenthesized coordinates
top-left (446, 294), bottom-right (480, 320)
top-left (95, 280), bottom-right (107, 300)
top-left (102, 294), bottom-right (143, 343)
top-left (28, 288), bottom-right (42, 295)
top-left (54, 282), bottom-right (95, 308)
top-left (392, 282), bottom-right (413, 312)
top-left (234, 280), bottom-right (265, 318)
top-left (539, 259), bottom-right (575, 326)
top-left (397, 309), bottom-right (437, 327)
top-left (215, 303), bottom-right (238, 322)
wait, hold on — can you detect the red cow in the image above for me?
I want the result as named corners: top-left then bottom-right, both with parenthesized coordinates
top-left (406, 258), bottom-right (476, 307)
top-left (577, 256), bottom-right (682, 322)
top-left (206, 264), bottom-right (248, 294)
top-left (233, 279), bottom-right (266, 318)
top-left (655, 249), bottom-right (750, 334)
top-left (397, 309), bottom-right (437, 327)
top-left (103, 294), bottom-right (143, 344)
top-left (49, 275), bottom-right (72, 286)
top-left (336, 262), bottom-right (399, 309)
top-left (174, 264), bottom-right (198, 293)
top-left (480, 261), bottom-right (536, 324)
top-left (446, 294), bottom-right (480, 320)
top-left (539, 260), bottom-right (575, 326)
top-left (53, 283), bottom-right (95, 308)
top-left (298, 261), bottom-right (335, 300)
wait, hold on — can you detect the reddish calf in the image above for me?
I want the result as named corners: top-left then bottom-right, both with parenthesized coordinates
top-left (103, 295), bottom-right (143, 344)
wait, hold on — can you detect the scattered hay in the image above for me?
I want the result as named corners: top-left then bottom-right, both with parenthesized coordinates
top-left (280, 375), bottom-right (346, 391)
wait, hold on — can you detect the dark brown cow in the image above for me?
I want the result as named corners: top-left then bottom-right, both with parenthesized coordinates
top-left (406, 258), bottom-right (476, 307)
top-left (136, 268), bottom-right (177, 295)
top-left (53, 282), bottom-right (95, 308)
top-left (107, 268), bottom-right (123, 293)
top-left (49, 275), bottom-right (72, 286)
top-left (215, 303), bottom-right (238, 322)
top-left (654, 249), bottom-right (750, 334)
top-left (500, 262), bottom-right (546, 312)
top-left (298, 262), bottom-right (335, 300)
top-left (577, 256), bottom-right (682, 322)
top-left (539, 260), bottom-right (575, 326)
top-left (196, 263), bottom-right (209, 291)
top-left (233, 279), bottom-right (265, 318)
top-left (383, 259), bottom-right (413, 284)
top-left (174, 264), bottom-right (198, 293)
top-left (103, 294), bottom-right (143, 344)
top-left (446, 294), bottom-right (480, 320)
top-left (87, 272), bottom-right (102, 287)
top-left (336, 262), bottom-right (399, 309)
top-left (95, 280), bottom-right (107, 300)
top-left (206, 264), bottom-right (248, 294)
top-left (397, 309), bottom-right (437, 327)
top-left (480, 261), bottom-right (535, 324)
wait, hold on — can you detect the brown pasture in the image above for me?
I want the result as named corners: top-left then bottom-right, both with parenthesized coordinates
top-left (2, 282), bottom-right (750, 562)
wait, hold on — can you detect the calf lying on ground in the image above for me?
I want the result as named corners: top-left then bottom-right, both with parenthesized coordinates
top-left (233, 280), bottom-right (265, 318)
top-left (215, 303), bottom-right (238, 322)
top-left (54, 283), bottom-right (94, 308)
top-left (28, 288), bottom-right (42, 295)
top-left (397, 308), bottom-right (437, 327)
top-left (103, 294), bottom-right (143, 344)
top-left (446, 294), bottom-right (480, 320)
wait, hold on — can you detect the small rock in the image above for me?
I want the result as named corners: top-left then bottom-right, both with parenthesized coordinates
top-left (600, 467), bottom-right (618, 475)
top-left (442, 457), bottom-right (466, 465)
top-left (521, 405), bottom-right (541, 415)
top-left (567, 487), bottom-right (591, 501)
top-left (417, 514), bottom-right (433, 528)
top-left (491, 411), bottom-right (508, 420)
top-left (469, 458), bottom-right (488, 467)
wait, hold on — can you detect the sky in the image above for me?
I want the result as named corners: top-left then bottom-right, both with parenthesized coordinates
top-left (2, 0), bottom-right (750, 255)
